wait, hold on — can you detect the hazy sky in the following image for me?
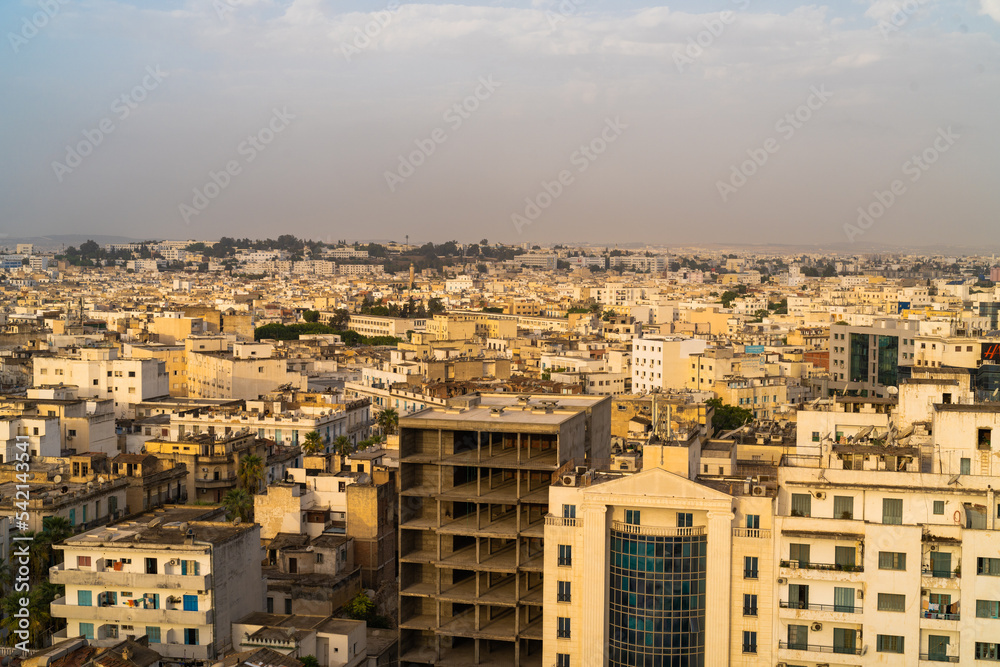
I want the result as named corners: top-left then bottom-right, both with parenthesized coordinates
top-left (1, 0), bottom-right (999, 246)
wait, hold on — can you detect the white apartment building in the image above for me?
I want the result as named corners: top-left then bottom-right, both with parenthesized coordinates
top-left (33, 347), bottom-right (169, 418)
top-left (50, 508), bottom-right (264, 663)
top-left (631, 336), bottom-right (710, 394)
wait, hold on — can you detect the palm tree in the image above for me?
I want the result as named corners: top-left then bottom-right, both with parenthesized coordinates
top-left (222, 488), bottom-right (253, 523)
top-left (238, 454), bottom-right (264, 493)
top-left (377, 407), bottom-right (399, 436)
top-left (333, 435), bottom-right (353, 457)
top-left (302, 431), bottom-right (324, 455)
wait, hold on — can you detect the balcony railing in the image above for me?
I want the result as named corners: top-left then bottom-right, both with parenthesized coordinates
top-left (733, 528), bottom-right (771, 539)
top-left (919, 653), bottom-right (959, 662)
top-left (779, 600), bottom-right (861, 613)
top-left (921, 611), bottom-right (961, 621)
top-left (611, 522), bottom-right (706, 537)
top-left (545, 515), bottom-right (582, 528)
top-left (779, 641), bottom-right (862, 655)
top-left (922, 567), bottom-right (961, 579)
top-left (780, 560), bottom-right (863, 573)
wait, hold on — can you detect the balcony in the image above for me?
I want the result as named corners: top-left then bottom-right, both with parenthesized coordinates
top-left (779, 641), bottom-right (862, 656)
top-left (545, 515), bottom-right (583, 528)
top-left (50, 563), bottom-right (211, 591)
top-left (50, 596), bottom-right (213, 626)
top-left (155, 643), bottom-right (212, 661)
top-left (919, 653), bottom-right (958, 663)
top-left (780, 560), bottom-right (863, 573)
top-left (194, 475), bottom-right (238, 488)
top-left (922, 567), bottom-right (960, 579)
top-left (733, 528), bottom-right (771, 539)
top-left (611, 522), bottom-right (706, 537)
top-left (779, 600), bottom-right (861, 614)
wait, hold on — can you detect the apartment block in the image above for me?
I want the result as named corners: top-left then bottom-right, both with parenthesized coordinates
top-left (397, 393), bottom-right (610, 665)
top-left (50, 506), bottom-right (264, 663)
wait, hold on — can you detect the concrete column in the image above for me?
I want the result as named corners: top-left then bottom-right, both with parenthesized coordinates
top-left (581, 502), bottom-right (608, 667)
top-left (705, 510), bottom-right (734, 666)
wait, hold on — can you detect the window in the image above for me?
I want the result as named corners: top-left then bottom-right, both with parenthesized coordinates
top-left (745, 514), bottom-right (760, 529)
top-left (791, 493), bottom-right (811, 517)
top-left (562, 504), bottom-right (576, 519)
top-left (285, 598), bottom-right (292, 614)
top-left (882, 498), bottom-right (903, 524)
top-left (316, 553), bottom-right (324, 564)
top-left (267, 597), bottom-right (273, 613)
top-left (146, 626), bottom-right (161, 643)
top-left (834, 587), bottom-right (855, 612)
top-left (77, 556), bottom-right (91, 568)
top-left (979, 557), bottom-right (1000, 576)
top-left (744, 556), bottom-right (758, 579)
top-left (557, 581), bottom-right (571, 602)
top-left (834, 627), bottom-right (857, 654)
top-left (78, 590), bottom-right (92, 606)
top-left (558, 544), bottom-right (572, 566)
top-left (742, 630), bottom-right (757, 654)
top-left (625, 509), bottom-right (640, 525)
top-left (557, 616), bottom-right (571, 639)
top-left (811, 430), bottom-right (820, 442)
top-left (977, 643), bottom-right (1000, 660)
top-left (743, 593), bottom-right (757, 616)
top-left (182, 595), bottom-right (198, 612)
top-left (978, 600), bottom-right (1000, 618)
top-left (677, 512), bottom-right (693, 527)
top-left (787, 624), bottom-right (808, 651)
top-left (556, 654), bottom-right (570, 667)
top-left (933, 500), bottom-right (945, 515)
top-left (184, 628), bottom-right (199, 645)
top-left (879, 551), bottom-right (906, 570)
top-left (835, 546), bottom-right (856, 569)
top-left (833, 495), bottom-right (854, 520)
top-left (80, 623), bottom-right (94, 640)
top-left (877, 634), bottom-right (905, 653)
top-left (877, 593), bottom-right (906, 612)
top-left (145, 558), bottom-right (157, 575)
top-left (961, 458), bottom-right (971, 475)
top-left (980, 428), bottom-right (993, 451)
top-left (789, 543), bottom-right (810, 567)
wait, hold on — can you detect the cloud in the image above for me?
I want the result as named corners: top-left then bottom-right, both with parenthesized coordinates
top-left (981, 0), bottom-right (1000, 22)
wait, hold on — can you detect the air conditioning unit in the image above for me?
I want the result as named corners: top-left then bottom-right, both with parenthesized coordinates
top-left (561, 474), bottom-right (577, 487)
top-left (856, 589), bottom-right (864, 599)
top-left (811, 622), bottom-right (823, 631)
top-left (752, 485), bottom-right (766, 496)
top-left (922, 589), bottom-right (929, 596)
top-left (929, 545), bottom-right (939, 551)
top-left (776, 578), bottom-right (787, 584)
top-left (169, 558), bottom-right (179, 566)
top-left (814, 491), bottom-right (827, 500)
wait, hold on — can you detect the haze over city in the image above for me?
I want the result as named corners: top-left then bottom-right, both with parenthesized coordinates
top-left (2, 0), bottom-right (999, 246)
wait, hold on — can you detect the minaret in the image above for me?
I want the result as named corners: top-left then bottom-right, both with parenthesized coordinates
top-left (408, 263), bottom-right (414, 290)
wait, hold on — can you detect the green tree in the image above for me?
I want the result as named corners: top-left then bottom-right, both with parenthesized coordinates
top-left (302, 309), bottom-right (320, 323)
top-left (334, 435), bottom-right (353, 457)
top-left (707, 398), bottom-right (754, 433)
top-left (222, 488), bottom-right (253, 522)
top-left (238, 454), bottom-right (264, 493)
top-left (719, 290), bottom-right (738, 308)
top-left (377, 408), bottom-right (398, 436)
top-left (302, 431), bottom-right (324, 455)
top-left (301, 657), bottom-right (319, 667)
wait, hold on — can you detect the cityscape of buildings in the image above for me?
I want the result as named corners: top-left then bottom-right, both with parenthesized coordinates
top-left (1, 237), bottom-right (1000, 665)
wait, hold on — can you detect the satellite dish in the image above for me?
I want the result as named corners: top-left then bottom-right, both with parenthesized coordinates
top-left (886, 386), bottom-right (899, 395)
top-left (53, 475), bottom-right (62, 484)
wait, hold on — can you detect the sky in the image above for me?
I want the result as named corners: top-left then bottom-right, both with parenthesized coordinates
top-left (1, 0), bottom-right (999, 247)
